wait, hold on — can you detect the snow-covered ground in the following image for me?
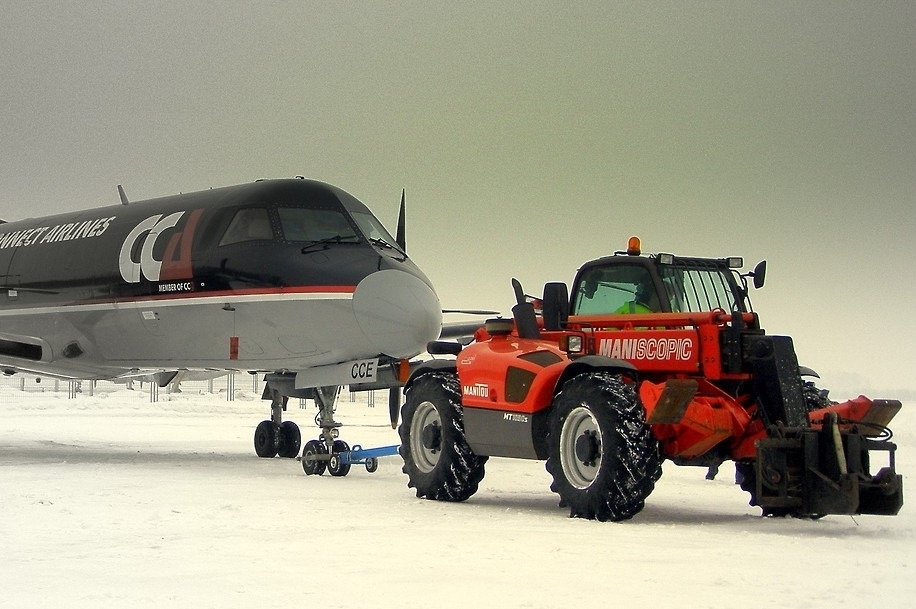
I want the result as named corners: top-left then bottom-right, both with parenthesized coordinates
top-left (1, 377), bottom-right (913, 608)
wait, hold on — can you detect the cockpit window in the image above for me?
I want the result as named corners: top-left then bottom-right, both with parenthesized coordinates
top-left (219, 208), bottom-right (274, 246)
top-left (278, 207), bottom-right (359, 242)
top-left (349, 210), bottom-right (404, 254)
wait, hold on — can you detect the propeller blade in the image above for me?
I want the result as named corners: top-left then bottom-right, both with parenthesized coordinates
top-left (388, 386), bottom-right (402, 429)
top-left (442, 309), bottom-right (500, 315)
top-left (395, 189), bottom-right (406, 251)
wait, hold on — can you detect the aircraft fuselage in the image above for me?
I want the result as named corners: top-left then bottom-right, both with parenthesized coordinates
top-left (0, 179), bottom-right (442, 380)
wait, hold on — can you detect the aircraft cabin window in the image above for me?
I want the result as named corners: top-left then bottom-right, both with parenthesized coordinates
top-left (219, 208), bottom-right (274, 246)
top-left (278, 207), bottom-right (359, 243)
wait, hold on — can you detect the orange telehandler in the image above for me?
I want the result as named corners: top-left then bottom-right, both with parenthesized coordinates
top-left (398, 238), bottom-right (903, 521)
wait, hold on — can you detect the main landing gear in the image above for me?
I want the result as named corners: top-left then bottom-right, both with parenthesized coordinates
top-left (254, 386), bottom-right (301, 458)
top-left (256, 376), bottom-right (395, 476)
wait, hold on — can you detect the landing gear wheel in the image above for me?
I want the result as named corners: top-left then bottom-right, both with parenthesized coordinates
top-left (398, 371), bottom-right (487, 501)
top-left (301, 439), bottom-right (328, 476)
top-left (254, 420), bottom-right (278, 458)
top-left (545, 372), bottom-right (662, 522)
top-left (328, 440), bottom-right (352, 477)
top-left (277, 421), bottom-right (301, 458)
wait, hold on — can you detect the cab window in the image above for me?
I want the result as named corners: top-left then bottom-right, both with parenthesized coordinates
top-left (573, 264), bottom-right (658, 315)
top-left (658, 266), bottom-right (740, 312)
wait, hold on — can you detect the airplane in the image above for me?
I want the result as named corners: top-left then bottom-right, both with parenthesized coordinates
top-left (0, 177), bottom-right (462, 473)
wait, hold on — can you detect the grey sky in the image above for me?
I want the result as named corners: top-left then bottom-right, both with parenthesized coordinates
top-left (1, 2), bottom-right (914, 396)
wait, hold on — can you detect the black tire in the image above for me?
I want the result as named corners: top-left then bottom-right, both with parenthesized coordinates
top-left (398, 371), bottom-right (487, 501)
top-left (328, 440), bottom-right (352, 477)
top-left (301, 439), bottom-right (327, 476)
top-left (735, 461), bottom-right (822, 519)
top-left (545, 372), bottom-right (662, 522)
top-left (277, 421), bottom-right (301, 458)
top-left (802, 381), bottom-right (836, 411)
top-left (254, 420), bottom-right (278, 458)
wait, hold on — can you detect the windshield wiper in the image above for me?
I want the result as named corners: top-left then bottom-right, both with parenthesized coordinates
top-left (301, 234), bottom-right (359, 254)
top-left (369, 237), bottom-right (408, 260)
top-left (369, 237), bottom-right (396, 249)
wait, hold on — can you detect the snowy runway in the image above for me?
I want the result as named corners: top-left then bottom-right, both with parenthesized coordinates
top-left (2, 381), bottom-right (913, 608)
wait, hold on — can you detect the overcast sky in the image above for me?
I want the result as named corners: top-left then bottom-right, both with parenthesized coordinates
top-left (1, 2), bottom-right (914, 397)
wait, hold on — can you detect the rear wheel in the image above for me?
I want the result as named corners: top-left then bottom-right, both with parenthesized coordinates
top-left (398, 371), bottom-right (487, 501)
top-left (546, 372), bottom-right (662, 521)
top-left (736, 461), bottom-right (823, 519)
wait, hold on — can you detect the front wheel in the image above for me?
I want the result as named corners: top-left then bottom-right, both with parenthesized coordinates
top-left (328, 440), bottom-right (352, 477)
top-left (398, 371), bottom-right (487, 501)
top-left (545, 372), bottom-right (662, 521)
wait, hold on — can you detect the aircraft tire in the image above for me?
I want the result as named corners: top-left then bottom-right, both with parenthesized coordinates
top-left (277, 421), bottom-right (301, 458)
top-left (398, 371), bottom-right (487, 501)
top-left (328, 440), bottom-right (352, 477)
top-left (302, 439), bottom-right (328, 476)
top-left (545, 371), bottom-right (661, 521)
top-left (254, 420), bottom-right (278, 458)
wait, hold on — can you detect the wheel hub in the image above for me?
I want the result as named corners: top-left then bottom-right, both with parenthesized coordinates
top-left (575, 430), bottom-right (600, 466)
top-left (421, 421), bottom-right (441, 451)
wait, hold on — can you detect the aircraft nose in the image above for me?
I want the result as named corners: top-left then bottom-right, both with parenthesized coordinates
top-left (352, 270), bottom-right (443, 359)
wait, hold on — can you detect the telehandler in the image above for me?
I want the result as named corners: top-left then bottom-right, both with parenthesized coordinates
top-left (398, 238), bottom-right (903, 521)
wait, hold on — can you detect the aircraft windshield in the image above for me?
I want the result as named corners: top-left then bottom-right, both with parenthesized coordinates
top-left (277, 207), bottom-right (359, 243)
top-left (219, 208), bottom-right (274, 246)
top-left (349, 210), bottom-right (405, 254)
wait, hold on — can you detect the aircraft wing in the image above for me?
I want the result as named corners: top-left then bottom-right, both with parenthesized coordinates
top-left (438, 321), bottom-right (486, 340)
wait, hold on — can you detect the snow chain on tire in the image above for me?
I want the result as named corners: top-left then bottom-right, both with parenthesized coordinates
top-left (398, 371), bottom-right (488, 502)
top-left (545, 371), bottom-right (662, 521)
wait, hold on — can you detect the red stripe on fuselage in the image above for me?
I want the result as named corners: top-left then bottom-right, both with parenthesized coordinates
top-left (0, 285), bottom-right (358, 313)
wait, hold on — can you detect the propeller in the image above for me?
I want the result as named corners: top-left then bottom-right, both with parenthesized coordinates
top-left (395, 189), bottom-right (406, 251)
top-left (442, 308), bottom-right (501, 315)
top-left (388, 386), bottom-right (401, 429)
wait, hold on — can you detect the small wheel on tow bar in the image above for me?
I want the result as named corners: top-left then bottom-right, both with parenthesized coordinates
top-left (328, 440), bottom-right (352, 477)
top-left (254, 420), bottom-right (278, 458)
top-left (301, 439), bottom-right (328, 476)
top-left (365, 457), bottom-right (379, 473)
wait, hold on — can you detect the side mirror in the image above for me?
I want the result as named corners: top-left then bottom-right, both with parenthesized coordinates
top-left (752, 260), bottom-right (767, 289)
top-left (542, 282), bottom-right (569, 331)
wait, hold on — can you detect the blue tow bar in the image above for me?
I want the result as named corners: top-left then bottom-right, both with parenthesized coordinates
top-left (339, 444), bottom-right (400, 473)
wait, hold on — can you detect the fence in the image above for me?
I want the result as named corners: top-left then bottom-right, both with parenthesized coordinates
top-left (0, 373), bottom-right (380, 406)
